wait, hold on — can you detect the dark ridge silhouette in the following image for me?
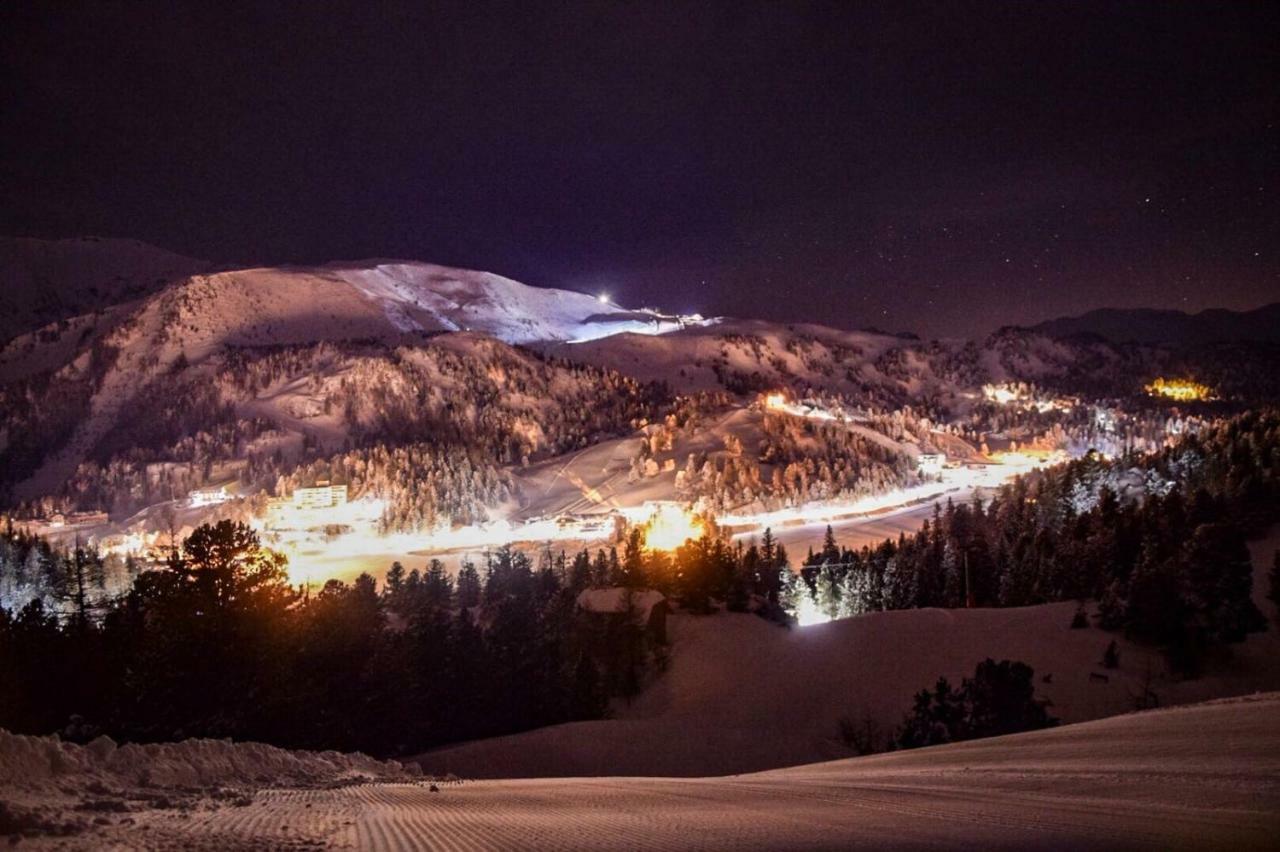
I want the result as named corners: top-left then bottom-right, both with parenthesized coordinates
top-left (1029, 303), bottom-right (1280, 346)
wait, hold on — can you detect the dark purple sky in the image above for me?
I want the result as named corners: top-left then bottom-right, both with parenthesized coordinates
top-left (2, 1), bottom-right (1276, 338)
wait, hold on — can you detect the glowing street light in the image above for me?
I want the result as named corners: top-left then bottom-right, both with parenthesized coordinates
top-left (641, 503), bottom-right (704, 550)
top-left (597, 292), bottom-right (610, 304)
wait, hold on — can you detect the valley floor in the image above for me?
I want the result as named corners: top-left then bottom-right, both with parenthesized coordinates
top-left (7, 693), bottom-right (1279, 850)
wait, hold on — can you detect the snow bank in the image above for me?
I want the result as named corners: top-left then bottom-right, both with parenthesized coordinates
top-left (0, 729), bottom-right (419, 792)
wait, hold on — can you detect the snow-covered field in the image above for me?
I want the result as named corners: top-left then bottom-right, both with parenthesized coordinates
top-left (423, 530), bottom-right (1280, 779)
top-left (4, 694), bottom-right (1277, 849)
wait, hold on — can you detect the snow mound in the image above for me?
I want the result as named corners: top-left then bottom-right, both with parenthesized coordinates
top-left (0, 729), bottom-right (419, 792)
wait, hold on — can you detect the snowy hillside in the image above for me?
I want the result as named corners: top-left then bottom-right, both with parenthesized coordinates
top-left (0, 258), bottom-right (697, 503)
top-left (117, 260), bottom-right (702, 354)
top-left (0, 257), bottom-right (699, 386)
top-left (4, 694), bottom-right (1276, 849)
top-left (423, 531), bottom-right (1280, 778)
top-left (0, 236), bottom-right (209, 345)
top-left (329, 261), bottom-right (702, 343)
top-left (550, 318), bottom-right (1159, 403)
top-left (3, 244), bottom-right (1276, 577)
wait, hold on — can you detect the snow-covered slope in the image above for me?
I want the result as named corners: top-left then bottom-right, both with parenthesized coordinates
top-left (331, 261), bottom-right (699, 343)
top-left (5, 693), bottom-right (1277, 849)
top-left (0, 257), bottom-right (698, 384)
top-left (549, 318), bottom-right (1159, 403)
top-left (422, 531), bottom-right (1280, 779)
top-left (0, 259), bottom-right (697, 501)
top-left (120, 260), bottom-right (698, 353)
top-left (548, 319), bottom-right (918, 393)
top-left (0, 236), bottom-right (209, 345)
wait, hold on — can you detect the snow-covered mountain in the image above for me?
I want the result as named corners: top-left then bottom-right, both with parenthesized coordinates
top-left (2, 257), bottom-right (714, 506)
top-left (0, 248), bottom-right (703, 380)
top-left (3, 243), bottom-right (1275, 520)
top-left (0, 236), bottom-right (210, 345)
top-left (101, 260), bottom-right (700, 354)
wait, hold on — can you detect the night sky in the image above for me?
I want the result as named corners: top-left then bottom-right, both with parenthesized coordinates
top-left (2, 2), bottom-right (1276, 338)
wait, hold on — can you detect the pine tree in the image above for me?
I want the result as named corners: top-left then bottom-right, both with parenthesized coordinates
top-left (622, 528), bottom-right (645, 588)
top-left (424, 559), bottom-right (453, 609)
top-left (568, 550), bottom-right (592, 592)
top-left (1103, 640), bottom-right (1120, 669)
top-left (1269, 550), bottom-right (1280, 623)
top-left (1182, 523), bottom-right (1266, 644)
top-left (778, 567), bottom-right (808, 621)
top-left (822, 525), bottom-right (839, 563)
top-left (385, 562), bottom-right (406, 598)
top-left (816, 564), bottom-right (841, 620)
top-left (456, 560), bottom-right (481, 609)
top-left (1097, 580), bottom-right (1126, 630)
top-left (761, 527), bottom-right (777, 570)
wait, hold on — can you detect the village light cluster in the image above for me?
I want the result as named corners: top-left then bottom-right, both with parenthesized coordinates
top-left (981, 383), bottom-right (1073, 413)
top-left (1145, 377), bottom-right (1213, 402)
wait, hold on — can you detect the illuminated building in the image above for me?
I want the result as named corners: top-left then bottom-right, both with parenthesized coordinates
top-left (293, 481), bottom-right (350, 510)
top-left (188, 484), bottom-right (232, 507)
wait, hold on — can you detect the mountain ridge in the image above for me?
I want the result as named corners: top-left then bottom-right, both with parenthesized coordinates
top-left (0, 236), bottom-right (211, 345)
top-left (1027, 302), bottom-right (1280, 345)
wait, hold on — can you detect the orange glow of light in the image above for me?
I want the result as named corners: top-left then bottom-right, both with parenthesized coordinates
top-left (763, 392), bottom-right (787, 410)
top-left (982, 384), bottom-right (1020, 405)
top-left (988, 448), bottom-right (1063, 471)
top-left (1145, 377), bottom-right (1211, 402)
top-left (642, 503), bottom-right (704, 550)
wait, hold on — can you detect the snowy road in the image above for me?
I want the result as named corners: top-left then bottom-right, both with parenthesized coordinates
top-left (726, 452), bottom-right (1050, 555)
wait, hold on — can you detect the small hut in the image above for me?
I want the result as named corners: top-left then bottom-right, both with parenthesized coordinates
top-left (575, 587), bottom-right (668, 645)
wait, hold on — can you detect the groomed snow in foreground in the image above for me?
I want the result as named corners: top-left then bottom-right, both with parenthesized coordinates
top-left (3, 694), bottom-right (1277, 850)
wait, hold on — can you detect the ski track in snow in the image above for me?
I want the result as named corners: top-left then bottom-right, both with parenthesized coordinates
top-left (17, 694), bottom-right (1279, 850)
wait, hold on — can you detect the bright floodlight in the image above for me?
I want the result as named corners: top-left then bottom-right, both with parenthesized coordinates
top-left (597, 292), bottom-right (610, 304)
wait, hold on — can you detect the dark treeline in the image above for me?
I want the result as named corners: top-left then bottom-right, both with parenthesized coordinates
top-left (788, 410), bottom-right (1279, 671)
top-left (0, 522), bottom-right (662, 757)
top-left (901, 658), bottom-right (1055, 746)
top-left (561, 524), bottom-right (790, 617)
top-left (840, 658), bottom-right (1059, 755)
